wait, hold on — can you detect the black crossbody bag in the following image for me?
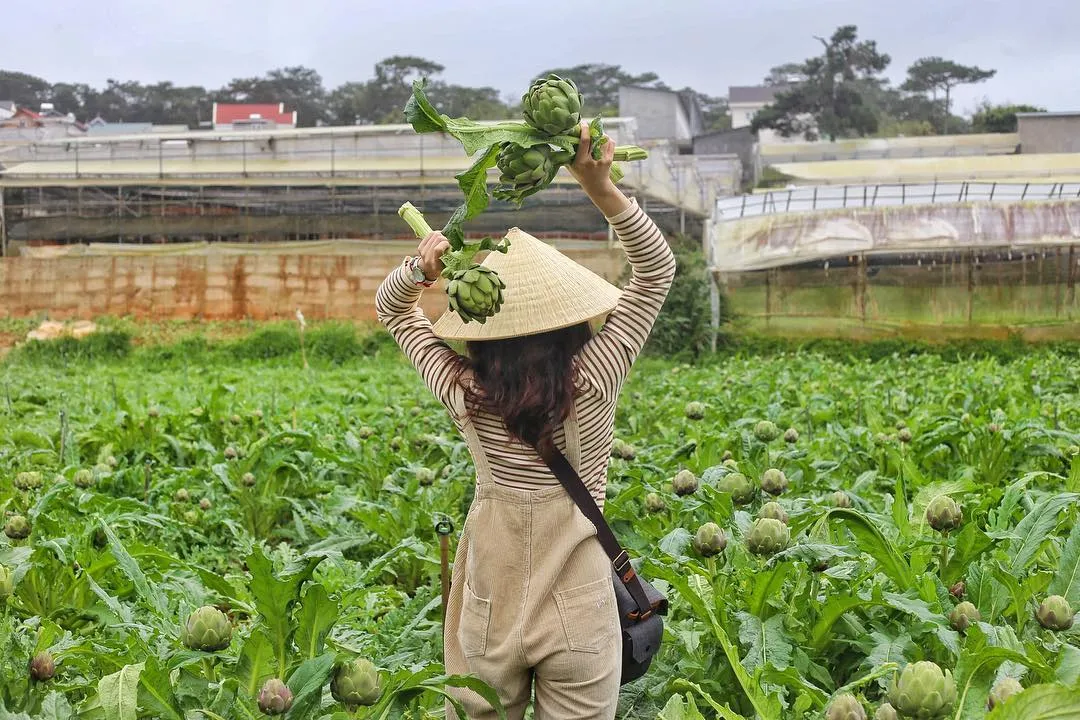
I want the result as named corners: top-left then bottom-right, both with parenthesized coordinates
top-left (538, 447), bottom-right (668, 684)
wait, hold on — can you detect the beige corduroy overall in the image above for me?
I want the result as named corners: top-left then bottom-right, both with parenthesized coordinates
top-left (442, 390), bottom-right (622, 720)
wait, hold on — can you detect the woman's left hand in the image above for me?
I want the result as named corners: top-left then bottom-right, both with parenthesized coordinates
top-left (417, 231), bottom-right (451, 281)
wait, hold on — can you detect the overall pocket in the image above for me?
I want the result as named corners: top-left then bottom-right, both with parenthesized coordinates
top-left (459, 580), bottom-right (491, 658)
top-left (553, 576), bottom-right (617, 653)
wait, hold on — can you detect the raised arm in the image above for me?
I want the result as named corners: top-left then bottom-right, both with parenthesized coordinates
top-left (375, 255), bottom-right (464, 407)
top-left (567, 127), bottom-right (677, 394)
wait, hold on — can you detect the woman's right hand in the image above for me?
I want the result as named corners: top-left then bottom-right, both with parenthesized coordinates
top-left (566, 121), bottom-right (630, 218)
top-left (566, 121), bottom-right (616, 197)
top-left (417, 231), bottom-right (451, 281)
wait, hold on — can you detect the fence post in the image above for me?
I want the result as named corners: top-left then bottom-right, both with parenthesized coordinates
top-left (764, 269), bottom-right (772, 328)
top-left (1055, 246), bottom-right (1063, 318)
top-left (856, 253), bottom-right (868, 323)
top-left (966, 251), bottom-right (975, 325)
top-left (0, 188), bottom-right (6, 257)
top-left (1067, 245), bottom-right (1075, 315)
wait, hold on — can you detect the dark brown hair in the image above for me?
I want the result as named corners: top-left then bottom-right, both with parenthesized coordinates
top-left (463, 322), bottom-right (593, 455)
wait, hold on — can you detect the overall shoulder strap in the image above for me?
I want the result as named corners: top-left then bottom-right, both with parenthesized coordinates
top-left (540, 447), bottom-right (654, 617)
top-left (450, 383), bottom-right (493, 486)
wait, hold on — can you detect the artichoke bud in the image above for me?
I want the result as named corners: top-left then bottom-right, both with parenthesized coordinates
top-left (416, 467), bottom-right (436, 486)
top-left (746, 518), bottom-right (790, 556)
top-left (831, 491), bottom-right (853, 508)
top-left (684, 401), bottom-right (706, 420)
top-left (73, 469), bottom-right (95, 488)
top-left (522, 74), bottom-right (583, 135)
top-left (4, 515), bottom-right (30, 540)
top-left (784, 427), bottom-right (799, 443)
top-left (331, 658), bottom-right (383, 707)
top-left (1036, 594), bottom-right (1075, 631)
top-left (445, 263), bottom-right (505, 323)
top-left (987, 677), bottom-right (1023, 710)
top-left (644, 492), bottom-right (666, 513)
top-left (718, 472), bottom-right (755, 505)
top-left (181, 605), bottom-right (233, 652)
top-left (754, 420), bottom-right (780, 442)
top-left (258, 678), bottom-right (294, 715)
top-left (873, 703), bottom-right (898, 720)
top-left (29, 651), bottom-right (55, 682)
top-left (948, 601), bottom-right (980, 632)
top-left (887, 661), bottom-right (956, 720)
top-left (14, 471), bottom-right (43, 490)
top-left (693, 522), bottom-right (727, 556)
top-left (610, 439), bottom-right (636, 461)
top-left (759, 501), bottom-right (789, 525)
top-left (672, 470), bottom-right (698, 496)
top-left (826, 694), bottom-right (866, 720)
top-left (925, 495), bottom-right (962, 533)
top-left (760, 468), bottom-right (788, 495)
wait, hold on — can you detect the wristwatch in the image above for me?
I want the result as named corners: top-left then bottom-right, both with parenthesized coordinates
top-left (405, 255), bottom-right (435, 287)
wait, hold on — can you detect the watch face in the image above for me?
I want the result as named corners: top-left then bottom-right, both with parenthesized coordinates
top-left (410, 262), bottom-right (426, 282)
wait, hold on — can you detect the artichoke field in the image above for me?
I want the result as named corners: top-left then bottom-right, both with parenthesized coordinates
top-left (0, 340), bottom-right (1078, 718)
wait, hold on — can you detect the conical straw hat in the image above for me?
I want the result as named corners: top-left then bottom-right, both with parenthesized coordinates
top-left (431, 227), bottom-right (622, 341)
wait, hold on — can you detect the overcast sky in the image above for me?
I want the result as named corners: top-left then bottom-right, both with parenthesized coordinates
top-left (4, 0), bottom-right (1077, 114)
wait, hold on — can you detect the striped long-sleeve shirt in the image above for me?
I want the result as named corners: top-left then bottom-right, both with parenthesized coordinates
top-left (375, 198), bottom-right (676, 507)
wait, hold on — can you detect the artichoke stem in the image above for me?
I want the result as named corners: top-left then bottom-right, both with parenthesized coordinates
top-left (398, 202), bottom-right (434, 239)
top-left (939, 542), bottom-right (950, 581)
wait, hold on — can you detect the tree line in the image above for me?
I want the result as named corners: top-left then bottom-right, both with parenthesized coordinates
top-left (1, 27), bottom-right (1044, 139)
top-left (752, 25), bottom-right (1044, 139)
top-left (0, 58), bottom-right (731, 133)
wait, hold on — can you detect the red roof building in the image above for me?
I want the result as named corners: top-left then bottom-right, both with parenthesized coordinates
top-left (212, 103), bottom-right (297, 130)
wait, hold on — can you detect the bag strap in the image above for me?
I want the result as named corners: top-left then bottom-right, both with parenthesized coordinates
top-left (539, 446), bottom-right (657, 619)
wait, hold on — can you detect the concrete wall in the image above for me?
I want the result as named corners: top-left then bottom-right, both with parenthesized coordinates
top-left (619, 87), bottom-right (694, 147)
top-left (693, 128), bottom-right (757, 187)
top-left (1018, 114), bottom-right (1080, 155)
top-left (0, 241), bottom-right (628, 321)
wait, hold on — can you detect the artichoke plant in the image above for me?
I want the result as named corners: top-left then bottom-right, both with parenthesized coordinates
top-left (644, 493), bottom-right (666, 513)
top-left (898, 427), bottom-right (913, 443)
top-left (331, 658), bottom-right (382, 707)
top-left (826, 694), bottom-right (867, 720)
top-left (759, 501), bottom-right (789, 525)
top-left (1036, 594), bottom-right (1075, 631)
top-left (874, 704), bottom-right (898, 720)
top-left (718, 473), bottom-right (755, 505)
top-left (672, 470), bottom-right (698, 496)
top-left (4, 515), bottom-right (30, 540)
top-left (181, 605), bottom-right (233, 652)
top-left (29, 651), bottom-right (55, 682)
top-left (685, 401), bottom-right (706, 420)
top-left (258, 678), bottom-right (294, 716)
top-left (746, 518), bottom-right (790, 556)
top-left (73, 469), bottom-right (95, 488)
top-left (948, 601), bottom-right (980, 632)
top-left (0, 564), bottom-right (14, 599)
top-left (888, 661), bottom-right (956, 720)
top-left (925, 495), bottom-right (963, 533)
top-left (522, 74), bottom-right (583, 136)
top-left (754, 420), bottom-right (780, 442)
top-left (174, 488), bottom-right (190, 502)
top-left (987, 677), bottom-right (1023, 710)
top-left (760, 468), bottom-right (788, 495)
top-left (242, 472), bottom-right (257, 487)
top-left (784, 427), bottom-right (799, 443)
top-left (693, 522), bottom-right (727, 557)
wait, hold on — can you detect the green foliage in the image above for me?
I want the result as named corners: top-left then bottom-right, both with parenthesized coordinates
top-left (635, 233), bottom-right (727, 360)
top-left (753, 25), bottom-right (891, 141)
top-left (901, 57), bottom-right (996, 133)
top-left (972, 102), bottom-right (1046, 133)
top-left (1, 331), bottom-right (1079, 717)
top-left (10, 329), bottom-right (132, 364)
